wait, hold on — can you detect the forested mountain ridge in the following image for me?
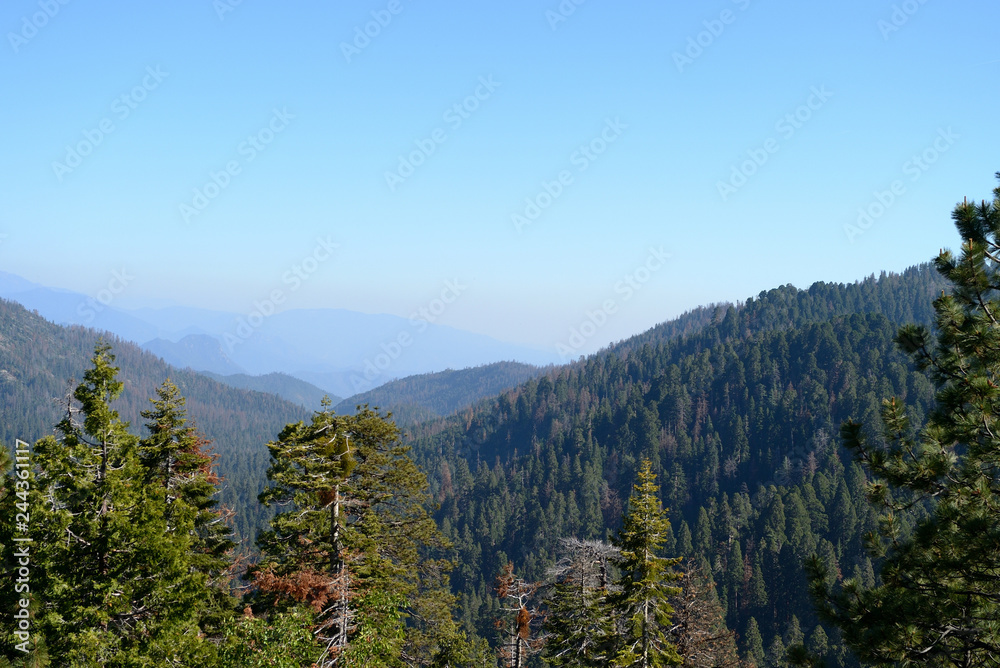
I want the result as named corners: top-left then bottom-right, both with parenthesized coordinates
top-left (335, 361), bottom-right (546, 426)
top-left (202, 370), bottom-right (338, 410)
top-left (0, 297), bottom-right (310, 546)
top-left (405, 263), bottom-right (950, 665)
top-left (607, 266), bottom-right (943, 358)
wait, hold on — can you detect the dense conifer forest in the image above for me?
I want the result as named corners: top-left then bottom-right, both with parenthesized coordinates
top-left (407, 264), bottom-right (950, 665)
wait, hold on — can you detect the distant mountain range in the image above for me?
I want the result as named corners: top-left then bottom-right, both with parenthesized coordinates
top-left (0, 271), bottom-right (559, 397)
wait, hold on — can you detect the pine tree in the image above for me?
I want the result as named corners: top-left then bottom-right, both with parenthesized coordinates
top-left (743, 617), bottom-right (766, 667)
top-left (805, 626), bottom-right (828, 659)
top-left (766, 636), bottom-right (787, 667)
top-left (610, 459), bottom-right (683, 667)
top-left (253, 402), bottom-right (468, 666)
top-left (807, 174), bottom-right (1000, 664)
top-left (30, 343), bottom-right (215, 666)
top-left (139, 379), bottom-right (237, 636)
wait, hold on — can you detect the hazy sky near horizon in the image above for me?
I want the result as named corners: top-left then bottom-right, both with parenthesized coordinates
top-left (1, 1), bottom-right (997, 356)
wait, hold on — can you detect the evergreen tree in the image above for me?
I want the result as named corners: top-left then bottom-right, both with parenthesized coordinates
top-left (253, 402), bottom-right (469, 666)
top-left (807, 174), bottom-right (1000, 664)
top-left (743, 617), bottom-right (766, 667)
top-left (139, 379), bottom-right (237, 635)
top-left (541, 538), bottom-right (619, 666)
top-left (610, 459), bottom-right (683, 667)
top-left (805, 626), bottom-right (828, 659)
top-left (30, 343), bottom-right (215, 666)
top-left (765, 636), bottom-right (787, 667)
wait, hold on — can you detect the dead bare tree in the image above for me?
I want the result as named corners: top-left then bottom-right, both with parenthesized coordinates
top-left (495, 563), bottom-right (545, 668)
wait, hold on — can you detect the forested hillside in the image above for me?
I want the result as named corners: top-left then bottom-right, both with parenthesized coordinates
top-left (0, 298), bottom-right (310, 546)
top-left (336, 361), bottom-right (545, 425)
top-left (406, 264), bottom-right (950, 665)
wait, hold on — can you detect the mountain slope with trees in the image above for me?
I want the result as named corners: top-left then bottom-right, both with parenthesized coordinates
top-left (405, 264), bottom-right (951, 664)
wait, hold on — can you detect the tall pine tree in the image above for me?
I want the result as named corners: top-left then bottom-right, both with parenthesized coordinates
top-left (610, 459), bottom-right (683, 668)
top-left (807, 174), bottom-right (1000, 664)
top-left (252, 402), bottom-right (473, 667)
top-left (139, 379), bottom-right (237, 637)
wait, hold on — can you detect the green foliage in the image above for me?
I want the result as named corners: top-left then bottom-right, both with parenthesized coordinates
top-left (610, 459), bottom-right (683, 667)
top-left (541, 539), bottom-right (618, 667)
top-left (0, 245), bottom-right (964, 664)
top-left (139, 379), bottom-right (238, 636)
top-left (0, 322), bottom-right (489, 665)
top-left (743, 617), bottom-right (765, 667)
top-left (0, 300), bottom-right (312, 552)
top-left (808, 175), bottom-right (1000, 665)
top-left (339, 589), bottom-right (406, 666)
top-left (26, 343), bottom-right (219, 666)
top-left (408, 267), bottom-right (950, 663)
top-left (218, 608), bottom-right (321, 668)
top-left (252, 403), bottom-right (469, 666)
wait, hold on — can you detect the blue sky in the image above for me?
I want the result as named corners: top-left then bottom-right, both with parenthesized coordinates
top-left (1, 0), bottom-right (997, 355)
